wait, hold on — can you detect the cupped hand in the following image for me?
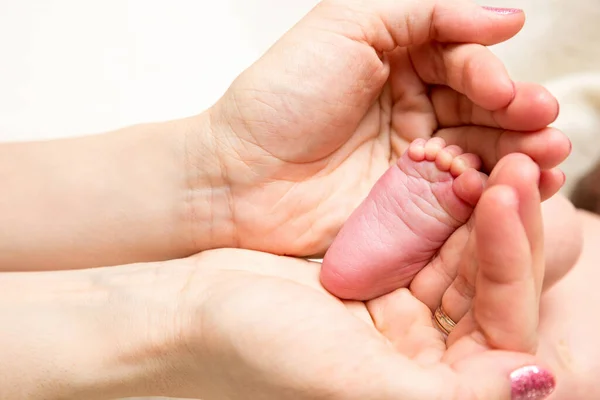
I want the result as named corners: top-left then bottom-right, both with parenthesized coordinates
top-left (151, 158), bottom-right (554, 400)
top-left (407, 156), bottom-right (599, 400)
top-left (411, 154), bottom-right (545, 354)
top-left (194, 0), bottom-right (570, 257)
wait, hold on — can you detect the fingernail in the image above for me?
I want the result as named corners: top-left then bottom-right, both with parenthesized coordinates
top-left (510, 366), bottom-right (555, 400)
top-left (568, 138), bottom-right (573, 154)
top-left (482, 6), bottom-right (523, 15)
top-left (561, 170), bottom-right (567, 184)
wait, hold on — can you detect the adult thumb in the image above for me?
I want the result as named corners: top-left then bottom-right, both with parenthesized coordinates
top-left (355, 348), bottom-right (555, 400)
top-left (452, 352), bottom-right (556, 400)
top-left (305, 0), bottom-right (525, 51)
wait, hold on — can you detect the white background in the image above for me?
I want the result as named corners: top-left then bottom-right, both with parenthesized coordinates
top-left (0, 0), bottom-right (599, 192)
top-left (0, 0), bottom-right (319, 140)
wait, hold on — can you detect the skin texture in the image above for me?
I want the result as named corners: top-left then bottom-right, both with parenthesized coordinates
top-left (321, 141), bottom-right (581, 302)
top-left (0, 0), bottom-right (570, 272)
top-left (321, 137), bottom-right (484, 300)
top-left (409, 154), bottom-right (544, 353)
top-left (0, 1), bottom-right (584, 398)
top-left (199, 0), bottom-right (570, 259)
top-left (408, 153), bottom-right (582, 330)
top-left (0, 156), bottom-right (549, 400)
top-left (0, 116), bottom-right (225, 271)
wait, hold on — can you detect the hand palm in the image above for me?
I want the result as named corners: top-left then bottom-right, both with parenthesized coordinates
top-left (191, 246), bottom-right (540, 400)
top-left (208, 0), bottom-right (564, 257)
top-left (188, 165), bottom-right (546, 398)
top-left (216, 36), bottom-right (469, 256)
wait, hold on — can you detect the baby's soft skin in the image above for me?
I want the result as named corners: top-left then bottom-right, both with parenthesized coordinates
top-left (321, 137), bottom-right (485, 300)
top-left (321, 144), bottom-right (581, 301)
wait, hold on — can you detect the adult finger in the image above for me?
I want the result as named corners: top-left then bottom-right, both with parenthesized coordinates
top-left (436, 127), bottom-right (570, 171)
top-left (437, 127), bottom-right (569, 200)
top-left (236, 0), bottom-right (525, 150)
top-left (538, 168), bottom-right (565, 201)
top-left (368, 288), bottom-right (555, 400)
top-left (469, 184), bottom-right (540, 353)
top-left (488, 155), bottom-right (545, 301)
top-left (441, 154), bottom-right (544, 328)
top-left (315, 0), bottom-right (524, 109)
top-left (314, 0), bottom-right (525, 48)
top-left (409, 43), bottom-right (514, 110)
top-left (431, 82), bottom-right (560, 131)
top-left (453, 353), bottom-right (556, 400)
top-left (411, 166), bottom-right (566, 315)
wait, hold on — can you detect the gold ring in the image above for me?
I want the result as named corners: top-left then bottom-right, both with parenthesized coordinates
top-left (433, 306), bottom-right (456, 335)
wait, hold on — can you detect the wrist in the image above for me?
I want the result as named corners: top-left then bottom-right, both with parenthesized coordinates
top-left (99, 114), bottom-right (236, 261)
top-left (183, 109), bottom-right (237, 251)
top-left (0, 115), bottom-right (231, 270)
top-left (0, 262), bottom-right (203, 399)
top-left (0, 267), bottom-right (160, 399)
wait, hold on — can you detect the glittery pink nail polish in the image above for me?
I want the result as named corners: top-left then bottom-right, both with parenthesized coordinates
top-left (510, 366), bottom-right (555, 400)
top-left (482, 6), bottom-right (523, 15)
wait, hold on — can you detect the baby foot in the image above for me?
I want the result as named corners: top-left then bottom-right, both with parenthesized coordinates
top-left (320, 137), bottom-right (484, 300)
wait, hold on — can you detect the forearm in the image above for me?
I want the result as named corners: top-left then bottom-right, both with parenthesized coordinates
top-left (0, 263), bottom-right (190, 399)
top-left (0, 113), bottom-right (233, 270)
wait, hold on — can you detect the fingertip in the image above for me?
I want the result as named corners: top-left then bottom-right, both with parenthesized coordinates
top-left (493, 128), bottom-right (570, 171)
top-left (479, 5), bottom-right (526, 33)
top-left (481, 6), bottom-right (524, 16)
top-left (452, 353), bottom-right (555, 400)
top-left (534, 86), bottom-right (560, 124)
top-left (434, 1), bottom-right (525, 45)
top-left (539, 168), bottom-right (565, 201)
top-left (482, 184), bottom-right (519, 211)
top-left (494, 82), bottom-right (560, 130)
top-left (522, 128), bottom-right (571, 169)
top-left (474, 184), bottom-right (521, 241)
top-left (510, 365), bottom-right (556, 400)
top-left (489, 153), bottom-right (539, 185)
top-left (479, 6), bottom-right (526, 34)
top-left (516, 82), bottom-right (560, 124)
top-left (542, 128), bottom-right (571, 167)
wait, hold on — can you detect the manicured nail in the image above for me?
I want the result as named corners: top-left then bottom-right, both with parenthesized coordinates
top-left (482, 6), bottom-right (523, 15)
top-left (510, 366), bottom-right (555, 400)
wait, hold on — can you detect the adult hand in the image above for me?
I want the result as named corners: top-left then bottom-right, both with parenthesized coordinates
top-left (411, 154), bottom-right (545, 352)
top-left (112, 154), bottom-right (557, 399)
top-left (139, 157), bottom-right (553, 400)
top-left (155, 246), bottom-right (552, 400)
top-left (411, 185), bottom-right (600, 400)
top-left (194, 0), bottom-right (570, 257)
top-left (3, 152), bottom-right (554, 399)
